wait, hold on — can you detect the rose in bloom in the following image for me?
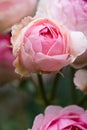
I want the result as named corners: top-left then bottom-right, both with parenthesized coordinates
top-left (36, 0), bottom-right (87, 69)
top-left (0, 33), bottom-right (18, 85)
top-left (37, 0), bottom-right (87, 36)
top-left (0, 0), bottom-right (38, 33)
top-left (74, 69), bottom-right (87, 93)
top-left (28, 105), bottom-right (87, 130)
top-left (11, 17), bottom-right (87, 76)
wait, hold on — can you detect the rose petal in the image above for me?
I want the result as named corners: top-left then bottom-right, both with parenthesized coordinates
top-left (70, 31), bottom-right (87, 57)
top-left (74, 69), bottom-right (87, 93)
top-left (35, 52), bottom-right (70, 72)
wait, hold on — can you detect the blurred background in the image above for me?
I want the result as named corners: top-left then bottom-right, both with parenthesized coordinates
top-left (0, 66), bottom-right (86, 130)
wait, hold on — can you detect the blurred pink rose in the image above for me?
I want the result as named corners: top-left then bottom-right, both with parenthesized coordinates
top-left (11, 17), bottom-right (87, 76)
top-left (37, 0), bottom-right (87, 36)
top-left (28, 105), bottom-right (87, 130)
top-left (0, 33), bottom-right (18, 85)
top-left (0, 0), bottom-right (38, 33)
top-left (74, 69), bottom-right (87, 93)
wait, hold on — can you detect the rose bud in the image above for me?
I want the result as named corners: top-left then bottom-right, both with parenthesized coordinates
top-left (0, 0), bottom-right (38, 33)
top-left (11, 17), bottom-right (87, 76)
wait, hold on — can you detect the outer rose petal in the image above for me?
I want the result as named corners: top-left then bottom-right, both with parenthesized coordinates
top-left (72, 50), bottom-right (87, 69)
top-left (32, 114), bottom-right (44, 130)
top-left (74, 69), bottom-right (87, 93)
top-left (44, 106), bottom-right (62, 124)
top-left (35, 53), bottom-right (70, 72)
top-left (58, 105), bottom-right (85, 116)
top-left (32, 106), bottom-right (63, 130)
top-left (69, 31), bottom-right (87, 57)
top-left (0, 0), bottom-right (38, 33)
top-left (11, 16), bottom-right (34, 56)
top-left (13, 57), bottom-right (29, 77)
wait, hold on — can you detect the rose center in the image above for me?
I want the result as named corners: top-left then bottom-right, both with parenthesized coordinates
top-left (40, 27), bottom-right (53, 38)
top-left (39, 26), bottom-right (61, 55)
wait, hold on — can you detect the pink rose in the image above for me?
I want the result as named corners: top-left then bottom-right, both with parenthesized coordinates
top-left (28, 105), bottom-right (87, 130)
top-left (74, 69), bottom-right (87, 93)
top-left (37, 0), bottom-right (87, 35)
top-left (36, 0), bottom-right (87, 69)
top-left (0, 33), bottom-right (18, 85)
top-left (11, 17), bottom-right (87, 76)
top-left (0, 0), bottom-right (38, 33)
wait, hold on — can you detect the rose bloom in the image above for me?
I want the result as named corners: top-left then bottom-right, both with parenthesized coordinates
top-left (74, 69), bottom-right (87, 93)
top-left (36, 0), bottom-right (87, 69)
top-left (28, 105), bottom-right (87, 130)
top-left (0, 33), bottom-right (18, 85)
top-left (0, 0), bottom-right (38, 33)
top-left (11, 16), bottom-right (87, 76)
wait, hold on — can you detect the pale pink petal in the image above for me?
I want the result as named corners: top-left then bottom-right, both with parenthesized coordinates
top-left (47, 38), bottom-right (65, 55)
top-left (45, 105), bottom-right (62, 117)
top-left (43, 105), bottom-right (62, 123)
top-left (70, 31), bottom-right (87, 57)
top-left (59, 105), bottom-right (85, 116)
top-left (72, 50), bottom-right (87, 69)
top-left (13, 56), bottom-right (29, 76)
top-left (25, 25), bottom-right (43, 53)
top-left (14, 47), bottom-right (36, 76)
top-left (35, 52), bottom-right (70, 72)
top-left (74, 69), bottom-right (87, 93)
top-left (32, 114), bottom-right (44, 130)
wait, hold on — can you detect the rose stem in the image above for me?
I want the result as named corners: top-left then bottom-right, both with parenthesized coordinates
top-left (37, 73), bottom-right (49, 106)
top-left (70, 67), bottom-right (77, 104)
top-left (49, 73), bottom-right (60, 102)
